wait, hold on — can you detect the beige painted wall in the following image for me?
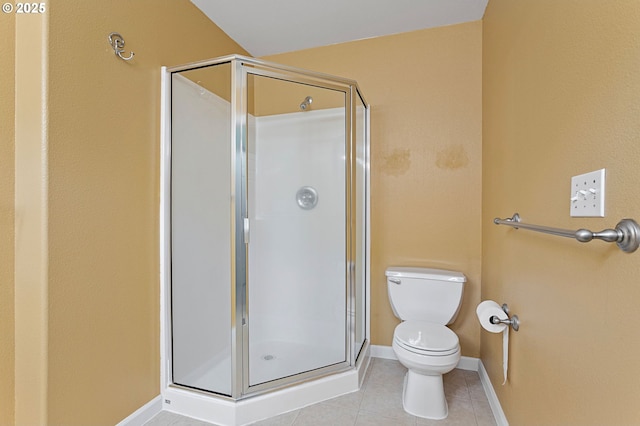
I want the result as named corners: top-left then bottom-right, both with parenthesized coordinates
top-left (8, 1), bottom-right (247, 424)
top-left (483, 1), bottom-right (640, 424)
top-left (0, 11), bottom-right (15, 426)
top-left (265, 21), bottom-right (483, 356)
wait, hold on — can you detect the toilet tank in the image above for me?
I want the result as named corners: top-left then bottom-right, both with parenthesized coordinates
top-left (386, 267), bottom-right (466, 324)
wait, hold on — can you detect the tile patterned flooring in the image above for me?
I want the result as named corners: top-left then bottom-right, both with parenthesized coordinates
top-left (145, 358), bottom-right (497, 426)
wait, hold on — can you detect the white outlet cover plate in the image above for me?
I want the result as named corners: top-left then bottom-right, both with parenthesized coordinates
top-left (570, 169), bottom-right (605, 217)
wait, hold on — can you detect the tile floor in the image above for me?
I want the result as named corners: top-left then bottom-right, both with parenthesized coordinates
top-left (145, 358), bottom-right (497, 426)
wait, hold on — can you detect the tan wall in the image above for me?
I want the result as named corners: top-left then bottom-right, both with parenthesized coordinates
top-left (9, 1), bottom-right (248, 424)
top-left (265, 21), bottom-right (483, 356)
top-left (483, 1), bottom-right (640, 424)
top-left (0, 12), bottom-right (15, 426)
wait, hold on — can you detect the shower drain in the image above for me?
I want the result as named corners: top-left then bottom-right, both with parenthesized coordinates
top-left (262, 354), bottom-right (275, 361)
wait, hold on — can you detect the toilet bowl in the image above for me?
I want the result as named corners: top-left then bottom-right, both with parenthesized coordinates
top-left (392, 320), bottom-right (461, 419)
top-left (386, 267), bottom-right (466, 420)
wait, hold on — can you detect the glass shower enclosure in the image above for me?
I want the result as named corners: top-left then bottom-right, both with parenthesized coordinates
top-left (161, 55), bottom-right (369, 402)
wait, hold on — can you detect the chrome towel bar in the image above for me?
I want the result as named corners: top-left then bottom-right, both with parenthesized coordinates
top-left (494, 213), bottom-right (640, 253)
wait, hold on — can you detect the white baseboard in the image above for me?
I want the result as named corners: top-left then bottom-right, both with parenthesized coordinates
top-left (116, 395), bottom-right (162, 426)
top-left (456, 356), bottom-right (480, 371)
top-left (370, 344), bottom-right (396, 360)
top-left (478, 362), bottom-right (509, 426)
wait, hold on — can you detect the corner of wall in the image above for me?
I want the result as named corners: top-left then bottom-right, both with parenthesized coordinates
top-left (14, 9), bottom-right (49, 425)
top-left (0, 11), bottom-right (15, 426)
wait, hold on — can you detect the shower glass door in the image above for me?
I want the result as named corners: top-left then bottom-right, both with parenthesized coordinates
top-left (244, 71), bottom-right (348, 388)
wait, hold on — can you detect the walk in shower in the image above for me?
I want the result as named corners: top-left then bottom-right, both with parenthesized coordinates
top-left (160, 55), bottom-right (370, 425)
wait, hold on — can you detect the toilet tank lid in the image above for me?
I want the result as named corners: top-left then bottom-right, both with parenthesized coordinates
top-left (385, 267), bottom-right (466, 283)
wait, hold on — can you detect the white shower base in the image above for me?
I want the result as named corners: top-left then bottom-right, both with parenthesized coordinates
top-left (250, 339), bottom-right (346, 385)
top-left (163, 343), bottom-right (370, 426)
top-left (182, 339), bottom-right (347, 392)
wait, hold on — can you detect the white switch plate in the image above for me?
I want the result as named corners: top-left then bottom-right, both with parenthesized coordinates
top-left (570, 169), bottom-right (605, 217)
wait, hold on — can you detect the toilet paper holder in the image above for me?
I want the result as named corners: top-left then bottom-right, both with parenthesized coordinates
top-left (489, 303), bottom-right (520, 331)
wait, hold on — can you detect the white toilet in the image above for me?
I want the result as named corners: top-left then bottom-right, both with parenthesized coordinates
top-left (386, 266), bottom-right (466, 420)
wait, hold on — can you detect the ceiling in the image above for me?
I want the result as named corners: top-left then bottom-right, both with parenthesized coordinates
top-left (191, 0), bottom-right (489, 57)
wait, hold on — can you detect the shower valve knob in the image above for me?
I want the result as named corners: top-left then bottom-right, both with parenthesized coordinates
top-left (296, 186), bottom-right (318, 210)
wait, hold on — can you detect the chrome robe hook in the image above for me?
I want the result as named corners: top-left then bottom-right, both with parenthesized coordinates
top-left (108, 32), bottom-right (134, 61)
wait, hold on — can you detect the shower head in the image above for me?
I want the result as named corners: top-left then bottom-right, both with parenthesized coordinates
top-left (300, 96), bottom-right (313, 111)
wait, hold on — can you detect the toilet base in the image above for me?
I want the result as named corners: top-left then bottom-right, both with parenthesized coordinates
top-left (402, 370), bottom-right (448, 420)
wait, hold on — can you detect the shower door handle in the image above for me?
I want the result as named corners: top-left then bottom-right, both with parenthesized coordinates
top-left (243, 218), bottom-right (250, 244)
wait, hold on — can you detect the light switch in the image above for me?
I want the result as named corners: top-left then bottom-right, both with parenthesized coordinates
top-left (570, 169), bottom-right (605, 217)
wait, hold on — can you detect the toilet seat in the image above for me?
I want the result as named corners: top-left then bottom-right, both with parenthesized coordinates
top-left (394, 321), bottom-right (459, 356)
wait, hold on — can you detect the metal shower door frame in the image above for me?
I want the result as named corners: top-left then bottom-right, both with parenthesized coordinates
top-left (235, 58), bottom-right (357, 397)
